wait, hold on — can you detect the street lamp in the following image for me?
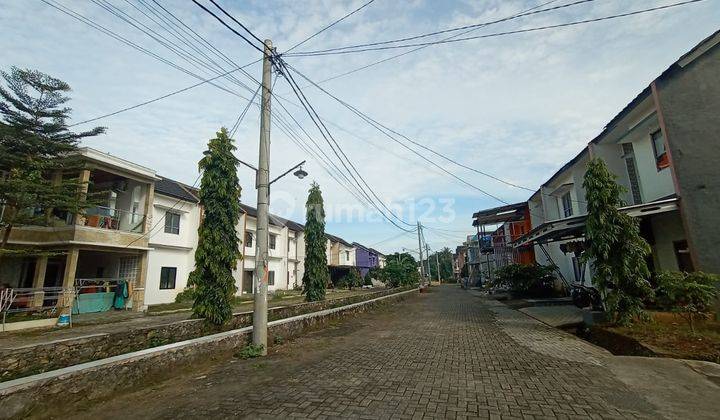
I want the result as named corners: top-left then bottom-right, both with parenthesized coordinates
top-left (236, 156), bottom-right (308, 356)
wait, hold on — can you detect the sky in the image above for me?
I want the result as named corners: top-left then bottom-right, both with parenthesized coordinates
top-left (1, 0), bottom-right (718, 255)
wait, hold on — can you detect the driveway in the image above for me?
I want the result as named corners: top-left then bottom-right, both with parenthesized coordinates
top-left (63, 285), bottom-right (718, 419)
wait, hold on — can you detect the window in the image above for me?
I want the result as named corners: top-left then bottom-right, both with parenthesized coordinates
top-left (345, 250), bottom-right (350, 261)
top-left (268, 270), bottom-right (275, 286)
top-left (245, 231), bottom-right (253, 248)
top-left (164, 211), bottom-right (180, 234)
top-left (160, 267), bottom-right (177, 289)
top-left (622, 143), bottom-right (643, 205)
top-left (651, 129), bottom-right (669, 170)
top-left (561, 192), bottom-right (573, 218)
top-left (269, 234), bottom-right (277, 250)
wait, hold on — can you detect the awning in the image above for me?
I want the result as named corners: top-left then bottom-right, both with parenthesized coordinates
top-left (472, 202), bottom-right (527, 226)
top-left (514, 197), bottom-right (679, 247)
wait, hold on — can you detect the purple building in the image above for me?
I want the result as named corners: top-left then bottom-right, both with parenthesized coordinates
top-left (352, 242), bottom-right (379, 277)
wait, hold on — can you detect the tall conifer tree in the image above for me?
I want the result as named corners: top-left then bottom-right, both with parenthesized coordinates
top-left (189, 128), bottom-right (241, 325)
top-left (302, 182), bottom-right (329, 302)
top-left (0, 67), bottom-right (105, 252)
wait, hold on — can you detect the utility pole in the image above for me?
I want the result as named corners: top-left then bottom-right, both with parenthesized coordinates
top-left (252, 39), bottom-right (273, 355)
top-left (435, 251), bottom-right (441, 284)
top-left (425, 243), bottom-right (431, 282)
top-left (417, 221), bottom-right (425, 279)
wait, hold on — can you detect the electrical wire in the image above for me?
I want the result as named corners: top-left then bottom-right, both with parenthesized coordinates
top-left (230, 84), bottom-right (261, 138)
top-left (278, 62), bottom-right (416, 232)
top-left (302, 0), bottom-right (561, 86)
top-left (287, 0), bottom-right (593, 56)
top-left (284, 0), bottom-right (377, 53)
top-left (190, 0), bottom-right (265, 54)
top-left (206, 0), bottom-right (265, 45)
top-left (288, 0), bottom-right (705, 56)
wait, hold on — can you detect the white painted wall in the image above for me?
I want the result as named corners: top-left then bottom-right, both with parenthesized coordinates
top-left (145, 193), bottom-right (201, 305)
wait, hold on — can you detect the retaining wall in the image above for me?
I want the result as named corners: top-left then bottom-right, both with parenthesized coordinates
top-left (0, 287), bottom-right (410, 382)
top-left (0, 288), bottom-right (415, 419)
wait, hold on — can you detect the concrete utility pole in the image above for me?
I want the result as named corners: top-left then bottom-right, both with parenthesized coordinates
top-left (425, 243), bottom-right (431, 281)
top-left (252, 39), bottom-right (273, 355)
top-left (417, 221), bottom-right (425, 279)
top-left (435, 251), bottom-right (441, 284)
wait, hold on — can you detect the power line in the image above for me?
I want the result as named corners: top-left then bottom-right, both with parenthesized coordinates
top-left (287, 0), bottom-right (593, 56)
top-left (230, 84), bottom-right (261, 138)
top-left (42, 0), bottom-right (256, 104)
top-left (285, 64), bottom-right (512, 206)
top-left (300, 0), bottom-right (561, 85)
top-left (206, 0), bottom-right (265, 45)
top-left (285, 0), bottom-right (377, 53)
top-left (190, 0), bottom-right (265, 54)
top-left (69, 60), bottom-right (259, 126)
top-left (278, 61), bottom-right (415, 232)
top-left (287, 0), bottom-right (705, 56)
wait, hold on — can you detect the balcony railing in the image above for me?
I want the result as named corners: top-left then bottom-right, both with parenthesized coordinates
top-left (82, 206), bottom-right (145, 233)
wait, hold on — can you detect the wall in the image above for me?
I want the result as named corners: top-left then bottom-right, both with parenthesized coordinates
top-left (650, 211), bottom-right (686, 272)
top-left (655, 39), bottom-right (720, 273)
top-left (145, 193), bottom-right (200, 305)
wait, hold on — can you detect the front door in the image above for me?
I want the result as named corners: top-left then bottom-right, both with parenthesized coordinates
top-left (242, 270), bottom-right (253, 294)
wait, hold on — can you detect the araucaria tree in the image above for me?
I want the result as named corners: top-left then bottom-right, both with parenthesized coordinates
top-left (302, 182), bottom-right (329, 301)
top-left (188, 128), bottom-right (241, 325)
top-left (0, 67), bottom-right (105, 252)
top-left (583, 158), bottom-right (653, 325)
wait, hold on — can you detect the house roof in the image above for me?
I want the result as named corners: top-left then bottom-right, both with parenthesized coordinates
top-left (239, 203), bottom-right (304, 232)
top-left (326, 233), bottom-right (352, 247)
top-left (155, 176), bottom-right (199, 203)
top-left (472, 202), bottom-right (528, 226)
top-left (531, 29), bottom-right (720, 196)
top-left (368, 248), bottom-right (385, 257)
top-left (352, 242), bottom-right (369, 252)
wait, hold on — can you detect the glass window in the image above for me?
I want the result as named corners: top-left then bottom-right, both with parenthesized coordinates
top-left (561, 192), bottom-right (573, 218)
top-left (164, 212), bottom-right (180, 234)
top-left (160, 267), bottom-right (177, 289)
top-left (269, 234), bottom-right (277, 250)
top-left (651, 130), bottom-right (669, 169)
top-left (345, 250), bottom-right (350, 261)
top-left (268, 271), bottom-right (275, 286)
top-left (245, 231), bottom-right (253, 248)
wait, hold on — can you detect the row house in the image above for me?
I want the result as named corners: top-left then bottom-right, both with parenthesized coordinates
top-left (326, 233), bottom-right (355, 283)
top-left (469, 202), bottom-right (535, 285)
top-left (351, 242), bottom-right (385, 277)
top-left (1, 147), bottom-right (155, 312)
top-left (237, 204), bottom-right (305, 295)
top-left (516, 30), bottom-right (720, 284)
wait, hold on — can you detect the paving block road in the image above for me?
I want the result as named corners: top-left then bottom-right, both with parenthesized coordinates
top-left (63, 285), bottom-right (719, 419)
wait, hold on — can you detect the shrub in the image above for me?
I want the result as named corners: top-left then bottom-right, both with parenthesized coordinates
top-left (491, 264), bottom-right (557, 298)
top-left (174, 287), bottom-right (196, 303)
top-left (654, 271), bottom-right (719, 333)
top-left (338, 269), bottom-right (363, 290)
top-left (363, 272), bottom-right (373, 287)
top-left (235, 344), bottom-right (264, 359)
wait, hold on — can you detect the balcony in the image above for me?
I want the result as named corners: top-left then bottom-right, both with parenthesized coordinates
top-left (82, 206), bottom-right (145, 233)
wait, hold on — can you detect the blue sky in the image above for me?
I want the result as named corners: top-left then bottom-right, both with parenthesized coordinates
top-left (2, 0), bottom-right (718, 254)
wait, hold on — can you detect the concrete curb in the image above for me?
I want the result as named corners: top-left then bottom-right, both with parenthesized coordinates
top-left (0, 288), bottom-right (415, 419)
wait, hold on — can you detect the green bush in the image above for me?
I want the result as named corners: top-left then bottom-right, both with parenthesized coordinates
top-left (174, 287), bottom-right (196, 303)
top-left (235, 344), bottom-right (264, 359)
top-left (363, 272), bottom-right (373, 286)
top-left (338, 269), bottom-right (363, 290)
top-left (654, 271), bottom-right (719, 333)
top-left (491, 264), bottom-right (557, 298)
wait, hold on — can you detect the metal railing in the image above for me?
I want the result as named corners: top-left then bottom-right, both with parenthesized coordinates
top-left (82, 206), bottom-right (145, 233)
top-left (0, 279), bottom-right (134, 331)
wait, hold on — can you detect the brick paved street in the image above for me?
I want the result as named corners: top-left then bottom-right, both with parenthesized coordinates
top-left (67, 285), bottom-right (664, 419)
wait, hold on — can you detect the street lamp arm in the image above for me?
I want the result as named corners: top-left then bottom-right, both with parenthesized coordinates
top-left (237, 158), bottom-right (258, 172)
top-left (269, 160), bottom-right (306, 186)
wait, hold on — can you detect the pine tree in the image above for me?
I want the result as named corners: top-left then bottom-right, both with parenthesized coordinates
top-left (189, 128), bottom-right (242, 325)
top-left (582, 158), bottom-right (653, 325)
top-left (302, 182), bottom-right (329, 301)
top-left (0, 67), bottom-right (105, 252)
